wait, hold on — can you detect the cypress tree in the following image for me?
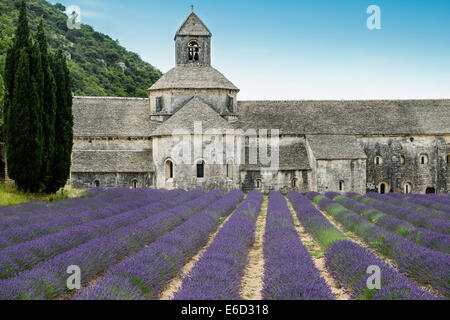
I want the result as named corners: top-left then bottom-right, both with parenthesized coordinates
top-left (6, 49), bottom-right (43, 192)
top-left (0, 73), bottom-right (4, 142)
top-left (37, 19), bottom-right (57, 192)
top-left (4, 1), bottom-right (44, 192)
top-left (4, 1), bottom-right (33, 130)
top-left (49, 49), bottom-right (73, 192)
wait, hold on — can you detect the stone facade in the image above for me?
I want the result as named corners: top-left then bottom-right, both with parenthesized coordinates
top-left (68, 12), bottom-right (450, 194)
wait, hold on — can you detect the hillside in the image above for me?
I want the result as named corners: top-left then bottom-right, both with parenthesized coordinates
top-left (0, 0), bottom-right (162, 97)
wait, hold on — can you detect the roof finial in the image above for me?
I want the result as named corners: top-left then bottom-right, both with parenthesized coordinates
top-left (191, 4), bottom-right (194, 12)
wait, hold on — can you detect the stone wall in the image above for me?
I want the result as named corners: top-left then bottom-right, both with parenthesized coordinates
top-left (240, 169), bottom-right (311, 194)
top-left (175, 35), bottom-right (211, 67)
top-left (315, 159), bottom-right (366, 193)
top-left (71, 172), bottom-right (153, 189)
top-left (358, 135), bottom-right (449, 193)
top-left (152, 135), bottom-right (240, 191)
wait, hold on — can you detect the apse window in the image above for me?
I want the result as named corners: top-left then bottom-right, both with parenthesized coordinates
top-left (188, 40), bottom-right (199, 61)
top-left (339, 180), bottom-right (344, 192)
top-left (165, 160), bottom-right (174, 180)
top-left (196, 160), bottom-right (205, 179)
top-left (419, 154), bottom-right (429, 165)
top-left (404, 182), bottom-right (412, 194)
top-left (94, 180), bottom-right (100, 187)
top-left (292, 178), bottom-right (298, 188)
top-left (255, 179), bottom-right (262, 190)
top-left (374, 156), bottom-right (383, 165)
top-left (132, 179), bottom-right (138, 189)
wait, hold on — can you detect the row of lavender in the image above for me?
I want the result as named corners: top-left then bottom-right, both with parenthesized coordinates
top-left (309, 192), bottom-right (449, 298)
top-left (0, 190), bottom-right (227, 299)
top-left (0, 188), bottom-right (163, 231)
top-left (0, 189), bottom-right (177, 249)
top-left (263, 191), bottom-right (334, 300)
top-left (74, 190), bottom-right (245, 300)
top-left (328, 194), bottom-right (449, 254)
top-left (173, 190), bottom-right (264, 300)
top-left (356, 194), bottom-right (450, 234)
top-left (0, 187), bottom-right (127, 219)
top-left (288, 191), bottom-right (438, 300)
top-left (0, 189), bottom-right (194, 279)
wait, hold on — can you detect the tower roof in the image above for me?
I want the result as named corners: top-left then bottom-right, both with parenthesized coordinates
top-left (147, 66), bottom-right (239, 92)
top-left (175, 11), bottom-right (212, 38)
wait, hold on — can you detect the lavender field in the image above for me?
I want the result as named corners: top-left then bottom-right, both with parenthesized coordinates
top-left (0, 188), bottom-right (448, 300)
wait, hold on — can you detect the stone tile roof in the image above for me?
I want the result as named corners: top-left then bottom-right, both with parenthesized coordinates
top-left (151, 96), bottom-right (234, 136)
top-left (148, 66), bottom-right (239, 91)
top-left (241, 142), bottom-right (311, 170)
top-left (176, 12), bottom-right (212, 37)
top-left (71, 150), bottom-right (154, 172)
top-left (236, 100), bottom-right (450, 135)
top-left (73, 97), bottom-right (158, 137)
top-left (306, 135), bottom-right (367, 160)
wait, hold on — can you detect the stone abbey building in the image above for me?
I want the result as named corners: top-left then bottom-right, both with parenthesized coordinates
top-left (69, 12), bottom-right (450, 194)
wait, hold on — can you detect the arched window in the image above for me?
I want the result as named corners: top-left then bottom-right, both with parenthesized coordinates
top-left (188, 40), bottom-right (199, 61)
top-left (420, 154), bottom-right (429, 165)
top-left (292, 178), bottom-right (298, 188)
top-left (378, 182), bottom-right (389, 194)
top-left (375, 156), bottom-right (383, 165)
top-left (196, 160), bottom-right (205, 179)
top-left (94, 180), bottom-right (100, 187)
top-left (226, 161), bottom-right (233, 179)
top-left (132, 179), bottom-right (138, 189)
top-left (339, 180), bottom-right (344, 192)
top-left (404, 182), bottom-right (412, 194)
top-left (255, 179), bottom-right (262, 190)
top-left (165, 160), bottom-right (174, 180)
top-left (447, 154), bottom-right (450, 165)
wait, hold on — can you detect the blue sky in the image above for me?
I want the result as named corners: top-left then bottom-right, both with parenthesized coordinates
top-left (50, 0), bottom-right (450, 100)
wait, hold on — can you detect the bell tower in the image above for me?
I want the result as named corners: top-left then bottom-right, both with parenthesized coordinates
top-left (175, 11), bottom-right (212, 66)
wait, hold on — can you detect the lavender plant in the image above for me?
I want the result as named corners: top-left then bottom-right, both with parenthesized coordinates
top-left (173, 190), bottom-right (264, 300)
top-left (262, 191), bottom-right (334, 300)
top-left (73, 190), bottom-right (244, 300)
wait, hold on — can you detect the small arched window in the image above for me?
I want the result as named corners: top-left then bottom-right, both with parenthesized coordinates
top-left (420, 154), bottom-right (429, 165)
top-left (404, 182), bottom-right (412, 194)
top-left (378, 182), bottom-right (389, 194)
top-left (165, 160), bottom-right (174, 180)
top-left (226, 161), bottom-right (233, 179)
top-left (375, 156), bottom-right (383, 165)
top-left (132, 179), bottom-right (138, 189)
top-left (196, 160), bottom-right (205, 179)
top-left (339, 180), bottom-right (344, 192)
top-left (94, 180), bottom-right (100, 188)
top-left (188, 40), bottom-right (199, 61)
top-left (255, 179), bottom-right (262, 190)
top-left (292, 178), bottom-right (298, 188)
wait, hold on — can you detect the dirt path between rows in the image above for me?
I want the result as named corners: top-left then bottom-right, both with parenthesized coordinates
top-left (158, 204), bottom-right (240, 300)
top-left (239, 196), bottom-right (267, 300)
top-left (286, 200), bottom-right (350, 300)
top-left (312, 201), bottom-right (442, 298)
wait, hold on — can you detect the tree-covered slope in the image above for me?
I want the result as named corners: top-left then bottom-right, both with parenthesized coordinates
top-left (0, 0), bottom-right (162, 97)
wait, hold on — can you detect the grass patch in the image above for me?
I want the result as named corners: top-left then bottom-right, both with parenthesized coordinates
top-left (0, 183), bottom-right (85, 207)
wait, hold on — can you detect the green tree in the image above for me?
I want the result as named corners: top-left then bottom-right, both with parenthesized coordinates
top-left (48, 49), bottom-right (73, 192)
top-left (0, 73), bottom-right (4, 142)
top-left (37, 18), bottom-right (57, 192)
top-left (4, 1), bottom-right (44, 192)
top-left (6, 49), bottom-right (43, 192)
